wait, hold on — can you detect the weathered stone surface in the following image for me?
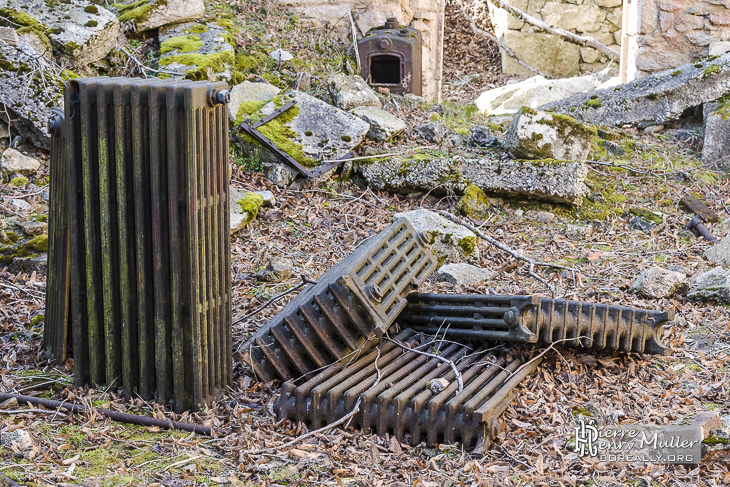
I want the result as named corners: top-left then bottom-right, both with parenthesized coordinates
top-left (234, 90), bottom-right (369, 187)
top-left (704, 233), bottom-right (730, 266)
top-left (158, 22), bottom-right (234, 81)
top-left (525, 210), bottom-right (555, 223)
top-left (230, 189), bottom-right (264, 233)
top-left (688, 266), bottom-right (730, 304)
top-left (414, 122), bottom-right (448, 144)
top-left (629, 216), bottom-right (657, 233)
top-left (469, 126), bottom-right (499, 147)
top-left (393, 209), bottom-right (478, 263)
top-left (702, 101), bottom-right (730, 171)
top-left (436, 263), bottom-right (495, 286)
top-left (351, 106), bottom-right (406, 142)
top-left (17, 220), bottom-right (45, 236)
top-left (565, 223), bottom-right (593, 239)
top-left (630, 267), bottom-right (688, 299)
top-left (475, 75), bottom-right (590, 115)
top-left (0, 38), bottom-right (65, 149)
top-left (541, 2), bottom-right (607, 34)
top-left (0, 148), bottom-right (40, 176)
top-left (1, 429), bottom-right (32, 449)
top-left (499, 31), bottom-right (582, 77)
top-left (116, 0), bottom-right (205, 33)
top-left (256, 256), bottom-right (294, 282)
top-left (455, 184), bottom-right (490, 220)
top-left (0, 27), bottom-right (18, 46)
top-left (356, 155), bottom-right (589, 206)
top-left (228, 81), bottom-right (281, 122)
top-left (542, 53), bottom-right (730, 128)
top-left (428, 377), bottom-right (449, 394)
top-left (3, 0), bottom-right (119, 64)
top-left (503, 108), bottom-right (596, 161)
top-left (328, 74), bottom-right (381, 110)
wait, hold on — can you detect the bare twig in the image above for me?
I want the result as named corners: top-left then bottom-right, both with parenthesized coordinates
top-left (455, 0), bottom-right (552, 78)
top-left (488, 0), bottom-right (619, 58)
top-left (383, 337), bottom-right (464, 393)
top-left (437, 210), bottom-right (580, 295)
top-left (348, 8), bottom-right (361, 73)
top-left (243, 349), bottom-right (383, 454)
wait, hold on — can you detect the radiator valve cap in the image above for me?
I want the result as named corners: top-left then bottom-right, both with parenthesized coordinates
top-left (215, 90), bottom-right (231, 104)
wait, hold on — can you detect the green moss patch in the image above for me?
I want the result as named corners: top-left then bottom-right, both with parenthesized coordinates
top-left (159, 34), bottom-right (203, 55)
top-left (10, 176), bottom-right (28, 187)
top-left (117, 0), bottom-right (167, 25)
top-left (702, 65), bottom-right (721, 78)
top-left (629, 207), bottom-right (662, 225)
top-left (238, 192), bottom-right (264, 225)
top-left (159, 50), bottom-right (234, 80)
top-left (456, 184), bottom-right (490, 220)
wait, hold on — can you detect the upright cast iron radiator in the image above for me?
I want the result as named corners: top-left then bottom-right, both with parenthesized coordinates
top-left (46, 77), bottom-right (232, 412)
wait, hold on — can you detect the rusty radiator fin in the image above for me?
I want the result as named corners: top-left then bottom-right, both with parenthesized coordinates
top-left (242, 219), bottom-right (437, 383)
top-left (48, 77), bottom-right (231, 412)
top-left (45, 110), bottom-right (70, 363)
top-left (400, 293), bottom-right (672, 355)
top-left (275, 329), bottom-right (541, 451)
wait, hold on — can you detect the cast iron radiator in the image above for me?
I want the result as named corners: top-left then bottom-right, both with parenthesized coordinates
top-left (45, 109), bottom-right (70, 363)
top-left (399, 293), bottom-right (672, 355)
top-left (241, 219), bottom-right (437, 383)
top-left (45, 77), bottom-right (232, 411)
top-left (275, 329), bottom-right (541, 451)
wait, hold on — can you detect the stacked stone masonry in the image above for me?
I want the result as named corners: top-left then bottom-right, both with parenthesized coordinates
top-left (279, 0), bottom-right (445, 101)
top-left (621, 0), bottom-right (730, 82)
top-left (487, 0), bottom-right (623, 77)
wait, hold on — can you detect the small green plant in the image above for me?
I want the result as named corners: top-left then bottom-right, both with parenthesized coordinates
top-left (232, 145), bottom-right (263, 172)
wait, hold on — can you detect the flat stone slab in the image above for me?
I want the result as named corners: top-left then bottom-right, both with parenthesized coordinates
top-left (328, 73), bottom-right (381, 110)
top-left (356, 155), bottom-right (589, 206)
top-left (702, 102), bottom-right (730, 171)
top-left (4, 0), bottom-right (119, 64)
top-left (115, 0), bottom-right (204, 33)
top-left (234, 90), bottom-right (369, 187)
top-left (351, 106), bottom-right (406, 142)
top-left (541, 52), bottom-right (730, 128)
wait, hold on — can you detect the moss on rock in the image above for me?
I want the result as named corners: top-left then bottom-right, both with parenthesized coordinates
top-left (455, 184), bottom-right (490, 220)
top-left (10, 176), bottom-right (29, 187)
top-left (159, 34), bottom-right (204, 55)
top-left (237, 192), bottom-right (264, 225)
top-left (629, 207), bottom-right (662, 225)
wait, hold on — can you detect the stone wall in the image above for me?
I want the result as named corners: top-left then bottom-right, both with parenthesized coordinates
top-left (487, 0), bottom-right (623, 77)
top-left (621, 0), bottom-right (730, 82)
top-left (280, 0), bottom-right (445, 101)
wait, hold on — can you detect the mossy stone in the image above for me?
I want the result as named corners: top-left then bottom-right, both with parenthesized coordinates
top-left (237, 192), bottom-right (264, 225)
top-left (455, 184), bottom-right (490, 220)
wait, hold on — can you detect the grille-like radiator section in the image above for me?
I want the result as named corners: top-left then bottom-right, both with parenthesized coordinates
top-left (45, 109), bottom-right (70, 363)
top-left (47, 77), bottom-right (232, 411)
top-left (241, 219), bottom-right (437, 383)
top-left (400, 293), bottom-right (672, 355)
top-left (275, 329), bottom-right (541, 451)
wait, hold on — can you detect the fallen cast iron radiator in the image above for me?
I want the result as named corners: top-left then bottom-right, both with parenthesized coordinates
top-left (275, 329), bottom-right (541, 451)
top-left (46, 77), bottom-right (232, 412)
top-left (399, 294), bottom-right (672, 355)
top-left (241, 219), bottom-right (437, 383)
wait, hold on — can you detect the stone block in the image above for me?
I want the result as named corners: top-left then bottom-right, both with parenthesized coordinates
top-left (674, 13), bottom-right (706, 32)
top-left (657, 0), bottom-right (685, 12)
top-left (710, 12), bottom-right (730, 26)
top-left (116, 0), bottom-right (205, 33)
top-left (710, 41), bottom-right (730, 55)
top-left (606, 7), bottom-right (622, 29)
top-left (580, 47), bottom-right (602, 64)
top-left (702, 102), bottom-right (730, 171)
top-left (500, 31), bottom-right (581, 77)
top-left (393, 209), bottom-right (479, 263)
top-left (504, 107), bottom-right (596, 161)
top-left (541, 2), bottom-right (607, 34)
top-left (595, 0), bottom-right (622, 7)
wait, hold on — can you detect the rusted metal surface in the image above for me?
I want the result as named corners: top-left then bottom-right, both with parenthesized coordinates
top-left (48, 77), bottom-right (231, 412)
top-left (358, 18), bottom-right (422, 96)
top-left (275, 329), bottom-right (541, 451)
top-left (680, 195), bottom-right (719, 242)
top-left (241, 219), bottom-right (437, 383)
top-left (236, 100), bottom-right (351, 178)
top-left (400, 293), bottom-right (672, 355)
top-left (45, 109), bottom-right (70, 363)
